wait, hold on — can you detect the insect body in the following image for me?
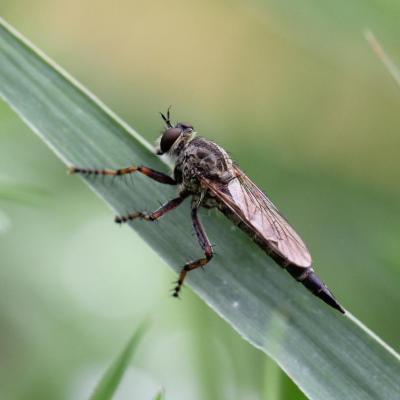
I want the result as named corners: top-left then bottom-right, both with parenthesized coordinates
top-left (70, 109), bottom-right (345, 314)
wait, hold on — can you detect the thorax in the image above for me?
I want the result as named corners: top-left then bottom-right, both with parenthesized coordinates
top-left (173, 137), bottom-right (234, 197)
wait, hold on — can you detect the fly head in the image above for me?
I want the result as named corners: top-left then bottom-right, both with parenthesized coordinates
top-left (156, 109), bottom-right (195, 156)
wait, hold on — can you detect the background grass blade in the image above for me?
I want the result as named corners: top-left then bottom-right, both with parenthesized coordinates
top-left (90, 322), bottom-right (148, 400)
top-left (0, 180), bottom-right (46, 205)
top-left (365, 31), bottom-right (400, 88)
top-left (153, 389), bottom-right (165, 400)
top-left (1, 17), bottom-right (399, 400)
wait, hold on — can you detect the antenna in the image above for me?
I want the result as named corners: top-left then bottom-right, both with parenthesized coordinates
top-left (160, 105), bottom-right (173, 128)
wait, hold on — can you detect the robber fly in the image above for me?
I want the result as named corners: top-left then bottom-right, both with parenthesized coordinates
top-left (70, 109), bottom-right (345, 314)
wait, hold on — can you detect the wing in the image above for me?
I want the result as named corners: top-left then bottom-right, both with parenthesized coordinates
top-left (202, 166), bottom-right (312, 267)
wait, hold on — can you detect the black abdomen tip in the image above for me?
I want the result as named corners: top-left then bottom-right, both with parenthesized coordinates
top-left (303, 271), bottom-right (345, 314)
top-left (287, 266), bottom-right (345, 314)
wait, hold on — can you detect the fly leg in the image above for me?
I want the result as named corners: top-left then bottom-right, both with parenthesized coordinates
top-left (69, 165), bottom-right (177, 185)
top-left (115, 194), bottom-right (187, 224)
top-left (173, 201), bottom-right (214, 297)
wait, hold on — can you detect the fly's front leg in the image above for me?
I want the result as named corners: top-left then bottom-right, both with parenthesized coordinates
top-left (69, 164), bottom-right (177, 185)
top-left (173, 201), bottom-right (214, 297)
top-left (115, 193), bottom-right (187, 224)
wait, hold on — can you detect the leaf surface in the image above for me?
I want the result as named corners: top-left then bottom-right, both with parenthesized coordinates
top-left (1, 18), bottom-right (399, 400)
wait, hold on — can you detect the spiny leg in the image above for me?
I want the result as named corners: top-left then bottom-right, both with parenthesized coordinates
top-left (69, 165), bottom-right (177, 185)
top-left (173, 202), bottom-right (214, 297)
top-left (115, 194), bottom-right (187, 224)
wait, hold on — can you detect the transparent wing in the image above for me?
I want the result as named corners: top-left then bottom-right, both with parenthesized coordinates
top-left (202, 166), bottom-right (312, 267)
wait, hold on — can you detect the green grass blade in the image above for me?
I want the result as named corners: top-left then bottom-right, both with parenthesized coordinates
top-left (365, 31), bottom-right (400, 88)
top-left (90, 322), bottom-right (148, 400)
top-left (0, 208), bottom-right (10, 234)
top-left (0, 180), bottom-right (47, 205)
top-left (1, 18), bottom-right (399, 400)
top-left (153, 389), bottom-right (165, 400)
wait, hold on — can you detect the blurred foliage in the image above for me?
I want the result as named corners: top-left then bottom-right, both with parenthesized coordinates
top-left (365, 31), bottom-right (400, 88)
top-left (90, 322), bottom-right (148, 400)
top-left (0, 181), bottom-right (47, 204)
top-left (0, 0), bottom-right (399, 399)
top-left (153, 389), bottom-right (165, 400)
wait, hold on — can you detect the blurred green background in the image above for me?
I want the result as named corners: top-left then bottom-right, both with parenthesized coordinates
top-left (1, 1), bottom-right (400, 399)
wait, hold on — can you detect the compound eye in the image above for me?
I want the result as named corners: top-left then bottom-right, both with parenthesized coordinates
top-left (177, 122), bottom-right (193, 132)
top-left (160, 127), bottom-right (181, 153)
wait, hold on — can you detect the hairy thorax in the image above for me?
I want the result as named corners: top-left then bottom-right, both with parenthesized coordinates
top-left (173, 137), bottom-right (235, 207)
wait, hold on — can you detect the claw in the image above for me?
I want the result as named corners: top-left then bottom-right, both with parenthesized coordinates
top-left (67, 166), bottom-right (77, 175)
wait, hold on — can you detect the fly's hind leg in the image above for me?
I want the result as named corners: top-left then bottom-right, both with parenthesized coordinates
top-left (115, 194), bottom-right (187, 224)
top-left (69, 164), bottom-right (177, 185)
top-left (173, 201), bottom-right (214, 297)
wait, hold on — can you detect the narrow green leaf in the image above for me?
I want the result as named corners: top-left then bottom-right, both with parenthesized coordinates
top-left (0, 208), bottom-right (10, 234)
top-left (1, 18), bottom-right (399, 400)
top-left (90, 322), bottom-right (148, 400)
top-left (365, 30), bottom-right (400, 88)
top-left (0, 180), bottom-right (47, 204)
top-left (263, 314), bottom-right (285, 400)
top-left (153, 388), bottom-right (165, 400)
